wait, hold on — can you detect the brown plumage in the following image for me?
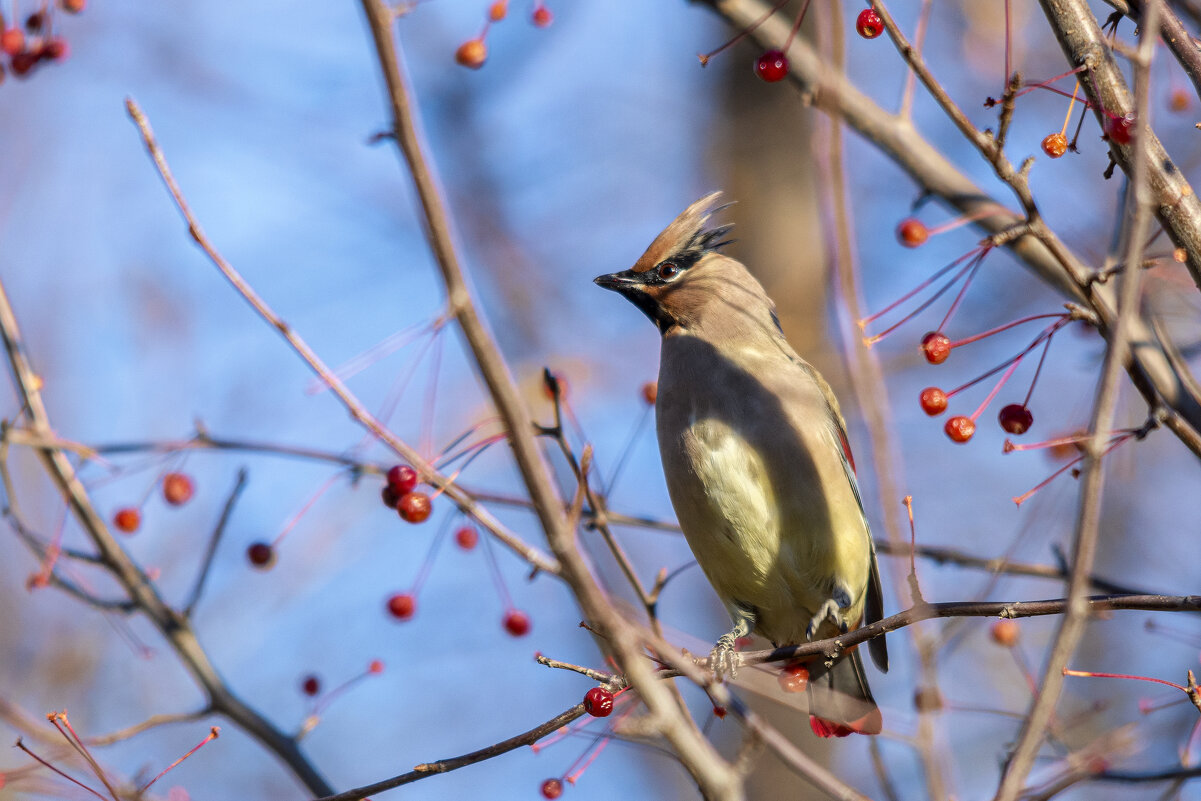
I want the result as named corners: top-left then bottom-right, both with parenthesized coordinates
top-left (596, 193), bottom-right (887, 737)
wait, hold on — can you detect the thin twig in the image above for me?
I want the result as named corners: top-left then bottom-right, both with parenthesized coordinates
top-left (313, 703), bottom-right (588, 801)
top-left (184, 468), bottom-right (247, 617)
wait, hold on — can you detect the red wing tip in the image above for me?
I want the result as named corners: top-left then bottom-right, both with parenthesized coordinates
top-left (809, 709), bottom-right (882, 738)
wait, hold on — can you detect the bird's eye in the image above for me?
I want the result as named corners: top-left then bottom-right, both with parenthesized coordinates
top-left (658, 262), bottom-right (680, 280)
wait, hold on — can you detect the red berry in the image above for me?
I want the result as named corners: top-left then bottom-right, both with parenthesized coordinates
top-left (40, 37), bottom-right (68, 61)
top-left (397, 491), bottom-right (432, 523)
top-left (386, 464), bottom-right (418, 496)
top-left (387, 592), bottom-right (416, 620)
top-left (113, 508), bottom-right (141, 534)
top-left (247, 542), bottom-right (276, 568)
top-left (856, 8), bottom-right (884, 39)
top-left (381, 485), bottom-right (400, 509)
top-left (532, 6), bottom-right (552, 27)
top-left (10, 50), bottom-right (36, 76)
top-left (777, 663), bottom-right (810, 693)
top-left (162, 472), bottom-right (194, 506)
top-left (920, 331), bottom-right (952, 364)
top-left (454, 525), bottom-right (478, 550)
top-left (919, 387), bottom-right (948, 416)
top-left (583, 687), bottom-right (614, 717)
top-left (488, 0), bottom-right (508, 21)
top-left (540, 778), bottom-right (563, 799)
top-left (2, 28), bottom-right (24, 56)
top-left (62, 0), bottom-right (86, 13)
top-left (1105, 112), bottom-right (1135, 145)
top-left (503, 609), bottom-right (531, 636)
top-left (944, 415), bottom-right (975, 443)
top-left (455, 38), bottom-right (487, 69)
top-left (990, 619), bottom-right (1019, 647)
top-left (998, 404), bottom-right (1033, 435)
top-left (897, 218), bottom-right (929, 247)
top-left (641, 381), bottom-right (658, 406)
top-left (368, 659), bottom-right (385, 674)
top-left (754, 49), bottom-right (788, 83)
top-left (25, 12), bottom-right (45, 32)
top-left (301, 675), bottom-right (320, 696)
top-left (1041, 132), bottom-right (1068, 159)
top-left (713, 705), bottom-right (727, 718)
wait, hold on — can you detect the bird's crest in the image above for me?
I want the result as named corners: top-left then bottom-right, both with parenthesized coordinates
top-left (631, 192), bottom-right (735, 274)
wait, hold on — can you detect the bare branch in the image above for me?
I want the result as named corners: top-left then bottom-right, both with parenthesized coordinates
top-left (183, 468), bottom-right (247, 617)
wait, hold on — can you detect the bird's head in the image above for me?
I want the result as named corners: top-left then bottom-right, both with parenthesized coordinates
top-left (595, 193), bottom-right (772, 336)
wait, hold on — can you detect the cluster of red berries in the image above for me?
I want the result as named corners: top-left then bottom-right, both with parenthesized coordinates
top-left (455, 0), bottom-right (553, 70)
top-left (380, 464), bottom-right (432, 523)
top-left (918, 328), bottom-right (1036, 444)
top-left (111, 472), bottom-right (195, 535)
top-left (0, 0), bottom-right (84, 83)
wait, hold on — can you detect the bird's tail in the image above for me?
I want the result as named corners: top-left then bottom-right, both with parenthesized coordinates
top-left (804, 650), bottom-right (881, 737)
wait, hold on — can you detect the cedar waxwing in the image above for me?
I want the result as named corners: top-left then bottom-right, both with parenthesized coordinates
top-left (595, 193), bottom-right (888, 737)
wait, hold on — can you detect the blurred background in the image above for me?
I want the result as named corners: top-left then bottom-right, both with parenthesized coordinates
top-left (1, 0), bottom-right (1200, 799)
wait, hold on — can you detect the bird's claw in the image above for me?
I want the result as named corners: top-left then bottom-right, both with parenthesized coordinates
top-left (806, 597), bottom-right (843, 641)
top-left (709, 634), bottom-right (740, 681)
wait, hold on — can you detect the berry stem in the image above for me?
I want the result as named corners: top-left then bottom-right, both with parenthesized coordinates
top-left (1020, 327), bottom-right (1058, 408)
top-left (272, 473), bottom-right (341, 548)
top-left (312, 663), bottom-right (384, 716)
top-left (480, 514), bottom-right (514, 609)
top-left (947, 314), bottom-right (1067, 350)
top-left (946, 318), bottom-right (1064, 399)
top-left (420, 331), bottom-right (445, 461)
top-left (410, 515), bottom-right (453, 596)
top-left (862, 247), bottom-right (987, 344)
top-left (140, 727), bottom-right (220, 793)
top-left (1062, 668), bottom-right (1189, 694)
top-left (603, 402), bottom-right (653, 497)
top-left (860, 245), bottom-right (985, 329)
top-left (968, 353), bottom-right (1024, 422)
top-left (781, 0), bottom-right (813, 51)
top-left (1060, 79), bottom-right (1080, 137)
top-left (935, 248), bottom-right (988, 332)
top-left (925, 208), bottom-right (1002, 238)
top-left (697, 0), bottom-right (789, 65)
top-left (1013, 433), bottom-right (1132, 505)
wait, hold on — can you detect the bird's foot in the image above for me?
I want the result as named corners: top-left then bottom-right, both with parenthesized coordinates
top-left (806, 586), bottom-right (853, 640)
top-left (709, 633), bottom-right (740, 682)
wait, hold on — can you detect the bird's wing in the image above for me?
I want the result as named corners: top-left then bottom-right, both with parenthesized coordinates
top-left (831, 414), bottom-right (889, 674)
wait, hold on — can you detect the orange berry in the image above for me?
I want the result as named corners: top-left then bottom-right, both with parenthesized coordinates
top-left (398, 491), bottom-right (432, 523)
top-left (113, 507), bottom-right (141, 534)
top-left (1041, 132), bottom-right (1068, 159)
top-left (777, 663), bottom-right (809, 693)
top-left (162, 472), bottom-right (194, 506)
top-left (944, 415), bottom-right (975, 443)
top-left (641, 381), bottom-right (658, 406)
top-left (920, 331), bottom-right (952, 364)
top-left (455, 38), bottom-right (487, 69)
top-left (488, 0), bottom-right (508, 21)
top-left (990, 619), bottom-right (1019, 647)
top-left (919, 387), bottom-right (948, 416)
top-left (532, 5), bottom-right (552, 27)
top-left (897, 218), bottom-right (928, 248)
top-left (1170, 89), bottom-right (1190, 113)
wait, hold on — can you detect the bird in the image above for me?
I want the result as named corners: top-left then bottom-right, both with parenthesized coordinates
top-left (594, 193), bottom-right (887, 737)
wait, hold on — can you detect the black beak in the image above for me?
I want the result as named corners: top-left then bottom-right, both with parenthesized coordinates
top-left (593, 270), bottom-right (641, 291)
